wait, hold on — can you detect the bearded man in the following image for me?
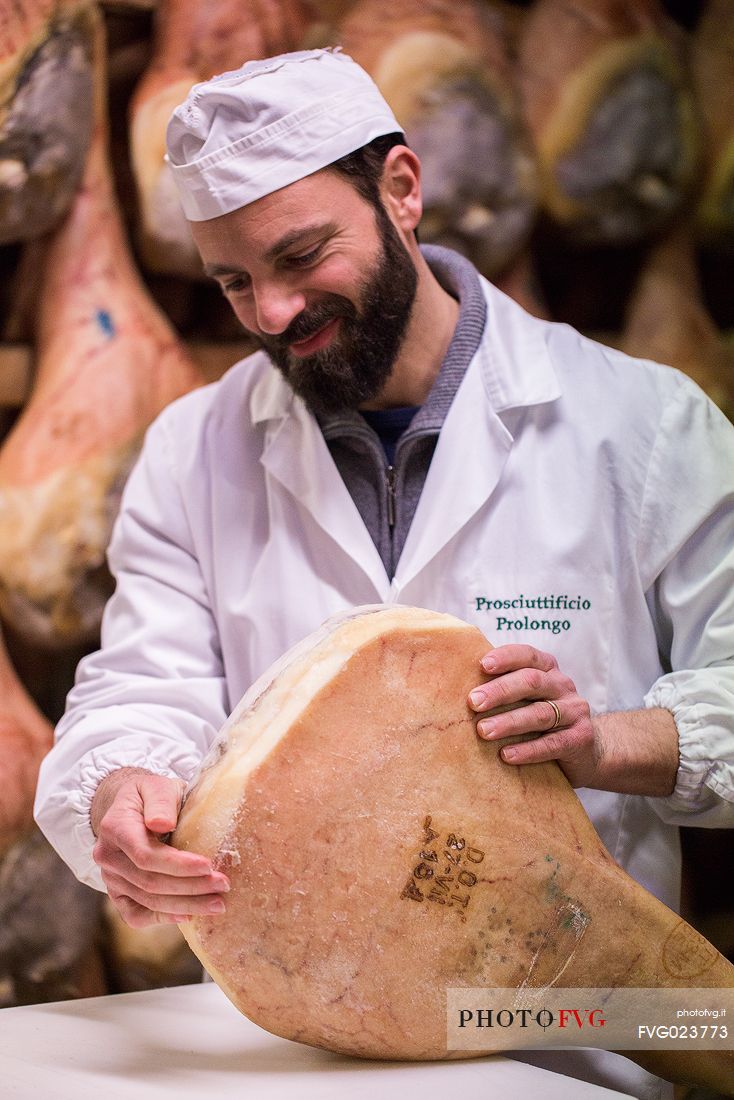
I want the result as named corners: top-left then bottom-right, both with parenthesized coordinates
top-left (36, 49), bottom-right (734, 1100)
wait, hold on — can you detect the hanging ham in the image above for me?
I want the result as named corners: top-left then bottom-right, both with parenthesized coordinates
top-left (302, 0), bottom-right (355, 24)
top-left (622, 225), bottom-right (734, 421)
top-left (129, 0), bottom-right (313, 277)
top-left (0, 0), bottom-right (97, 244)
top-left (517, 0), bottom-right (699, 244)
top-left (692, 0), bottom-right (734, 245)
top-left (0, 625), bottom-right (52, 856)
top-left (0, 828), bottom-right (106, 1006)
top-left (494, 249), bottom-right (550, 320)
top-left (0, 12), bottom-right (205, 647)
top-left (336, 0), bottom-right (538, 277)
top-left (0, 622), bottom-right (106, 1006)
top-left (172, 605), bottom-right (734, 1093)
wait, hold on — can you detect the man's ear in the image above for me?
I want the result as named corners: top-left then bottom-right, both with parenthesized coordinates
top-left (380, 146), bottom-right (422, 232)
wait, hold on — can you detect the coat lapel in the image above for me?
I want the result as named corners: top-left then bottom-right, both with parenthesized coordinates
top-left (393, 280), bottom-right (562, 593)
top-left (391, 353), bottom-right (512, 592)
top-left (253, 373), bottom-right (391, 600)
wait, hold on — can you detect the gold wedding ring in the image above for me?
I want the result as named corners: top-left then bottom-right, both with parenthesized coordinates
top-left (545, 699), bottom-right (562, 731)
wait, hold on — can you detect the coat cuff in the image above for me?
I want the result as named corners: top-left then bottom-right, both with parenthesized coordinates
top-left (35, 742), bottom-right (202, 893)
top-left (644, 673), bottom-right (734, 826)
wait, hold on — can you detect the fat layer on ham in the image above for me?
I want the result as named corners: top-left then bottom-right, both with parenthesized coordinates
top-left (172, 606), bottom-right (734, 1090)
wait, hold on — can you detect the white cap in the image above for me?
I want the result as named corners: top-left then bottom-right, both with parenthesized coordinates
top-left (165, 48), bottom-right (402, 222)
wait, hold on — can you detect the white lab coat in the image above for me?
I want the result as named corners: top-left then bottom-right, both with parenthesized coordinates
top-left (36, 275), bottom-right (734, 1097)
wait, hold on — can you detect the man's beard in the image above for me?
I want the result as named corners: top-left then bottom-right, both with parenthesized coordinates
top-left (255, 203), bottom-right (418, 416)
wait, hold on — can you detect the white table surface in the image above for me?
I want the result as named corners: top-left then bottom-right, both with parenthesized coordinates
top-left (0, 982), bottom-right (636, 1099)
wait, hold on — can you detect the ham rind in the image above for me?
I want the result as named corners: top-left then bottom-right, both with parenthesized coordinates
top-left (518, 0), bottom-right (698, 244)
top-left (0, 12), bottom-right (204, 647)
top-left (0, 0), bottom-right (96, 244)
top-left (172, 606), bottom-right (734, 1091)
top-left (692, 0), bottom-right (734, 245)
top-left (336, 0), bottom-right (537, 277)
top-left (622, 225), bottom-right (734, 421)
top-left (129, 0), bottom-right (313, 277)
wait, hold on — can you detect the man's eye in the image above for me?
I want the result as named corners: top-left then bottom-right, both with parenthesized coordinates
top-left (222, 276), bottom-right (250, 295)
top-left (287, 244), bottom-right (323, 267)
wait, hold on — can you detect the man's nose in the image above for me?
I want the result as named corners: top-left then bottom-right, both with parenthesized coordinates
top-left (253, 282), bottom-right (307, 336)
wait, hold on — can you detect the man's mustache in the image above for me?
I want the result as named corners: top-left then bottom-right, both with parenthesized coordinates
top-left (261, 296), bottom-right (357, 351)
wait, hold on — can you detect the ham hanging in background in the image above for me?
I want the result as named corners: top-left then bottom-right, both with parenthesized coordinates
top-left (0, 0), bottom-right (97, 243)
top-left (0, 625), bottom-right (52, 856)
top-left (494, 248), bottom-right (550, 320)
top-left (129, 0), bottom-right (313, 277)
top-left (337, 0), bottom-right (538, 278)
top-left (0, 9), bottom-right (205, 647)
top-left (518, 0), bottom-right (699, 244)
top-left (622, 225), bottom-right (734, 421)
top-left (0, 828), bottom-right (106, 1006)
top-left (0, 625), bottom-right (105, 1007)
top-left (303, 0), bottom-right (354, 21)
top-left (692, 0), bottom-right (734, 247)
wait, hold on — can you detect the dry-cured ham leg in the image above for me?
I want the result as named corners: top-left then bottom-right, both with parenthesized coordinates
top-left (0, 0), bottom-right (97, 244)
top-left (173, 606), bottom-right (734, 1092)
top-left (518, 0), bottom-right (698, 243)
top-left (302, 0), bottom-right (354, 23)
top-left (622, 226), bottom-right (734, 421)
top-left (298, 1), bottom-right (356, 48)
top-left (0, 18), bottom-right (204, 647)
top-left (0, 829), bottom-right (105, 1006)
top-left (0, 625), bottom-right (52, 856)
top-left (337, 0), bottom-right (537, 277)
top-left (129, 0), bottom-right (313, 276)
top-left (692, 0), bottom-right (734, 245)
top-left (494, 249), bottom-right (550, 320)
top-left (0, 627), bottom-right (104, 1005)
top-left (102, 0), bottom-right (156, 8)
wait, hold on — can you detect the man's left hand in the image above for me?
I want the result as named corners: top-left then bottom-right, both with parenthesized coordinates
top-left (468, 643), bottom-right (600, 787)
top-left (468, 644), bottom-right (679, 796)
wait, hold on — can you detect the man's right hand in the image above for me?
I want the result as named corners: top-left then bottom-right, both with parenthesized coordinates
top-left (90, 767), bottom-right (230, 928)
